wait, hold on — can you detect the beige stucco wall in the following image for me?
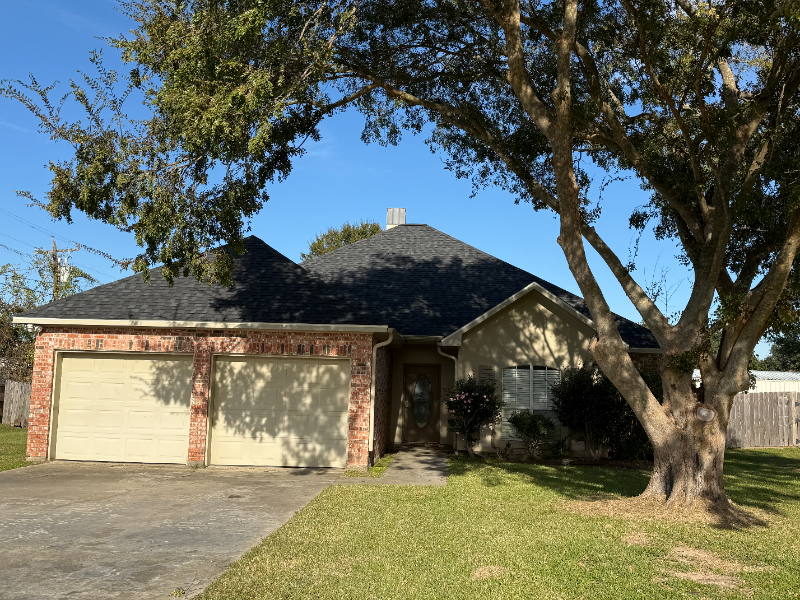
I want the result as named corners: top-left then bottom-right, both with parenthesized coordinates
top-left (390, 343), bottom-right (456, 445)
top-left (456, 288), bottom-right (596, 453)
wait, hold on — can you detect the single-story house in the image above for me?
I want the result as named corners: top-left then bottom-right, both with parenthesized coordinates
top-left (15, 210), bottom-right (659, 469)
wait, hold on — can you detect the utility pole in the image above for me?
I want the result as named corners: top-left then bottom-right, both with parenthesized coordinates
top-left (51, 238), bottom-right (78, 302)
top-left (52, 238), bottom-right (58, 302)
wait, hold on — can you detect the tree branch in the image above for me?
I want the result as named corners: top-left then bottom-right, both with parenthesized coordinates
top-left (479, 0), bottom-right (553, 139)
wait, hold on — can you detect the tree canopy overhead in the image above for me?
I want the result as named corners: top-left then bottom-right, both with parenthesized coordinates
top-left (4, 0), bottom-right (800, 510)
top-left (301, 220), bottom-right (382, 260)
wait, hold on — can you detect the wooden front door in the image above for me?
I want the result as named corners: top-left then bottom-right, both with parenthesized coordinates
top-left (403, 365), bottom-right (440, 443)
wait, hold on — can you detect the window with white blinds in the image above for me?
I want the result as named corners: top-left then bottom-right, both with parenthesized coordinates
top-left (501, 365), bottom-right (561, 441)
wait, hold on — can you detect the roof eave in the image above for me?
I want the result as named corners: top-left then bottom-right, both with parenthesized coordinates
top-left (12, 316), bottom-right (390, 334)
top-left (440, 280), bottom-right (596, 346)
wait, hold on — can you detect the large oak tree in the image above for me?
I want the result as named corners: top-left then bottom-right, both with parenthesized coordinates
top-left (4, 0), bottom-right (800, 510)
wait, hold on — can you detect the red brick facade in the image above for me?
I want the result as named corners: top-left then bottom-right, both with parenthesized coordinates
top-left (372, 345), bottom-right (393, 460)
top-left (28, 327), bottom-right (374, 467)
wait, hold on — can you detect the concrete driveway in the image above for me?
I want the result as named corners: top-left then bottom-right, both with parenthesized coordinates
top-left (0, 461), bottom-right (341, 599)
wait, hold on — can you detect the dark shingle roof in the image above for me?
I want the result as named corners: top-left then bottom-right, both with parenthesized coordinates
top-left (302, 224), bottom-right (659, 348)
top-left (19, 237), bottom-right (372, 325)
top-left (20, 226), bottom-right (659, 349)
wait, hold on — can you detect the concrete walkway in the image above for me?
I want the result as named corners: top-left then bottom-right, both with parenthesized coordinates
top-left (338, 447), bottom-right (449, 486)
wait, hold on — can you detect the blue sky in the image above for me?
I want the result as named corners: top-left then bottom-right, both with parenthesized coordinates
top-left (0, 1), bottom-right (769, 356)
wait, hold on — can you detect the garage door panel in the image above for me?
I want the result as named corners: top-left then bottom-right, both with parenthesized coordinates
top-left (252, 387), bottom-right (278, 405)
top-left (285, 359), bottom-right (318, 382)
top-left (211, 357), bottom-right (350, 467)
top-left (98, 382), bottom-right (125, 402)
top-left (64, 357), bottom-right (94, 373)
top-left (280, 440), bottom-right (347, 468)
top-left (53, 354), bottom-right (192, 464)
top-left (250, 360), bottom-right (283, 383)
top-left (315, 413), bottom-right (349, 438)
top-left (63, 381), bottom-right (94, 402)
top-left (282, 386), bottom-right (316, 410)
top-left (95, 410), bottom-right (123, 429)
top-left (212, 386), bottom-right (250, 408)
top-left (94, 437), bottom-right (124, 459)
top-left (56, 434), bottom-right (91, 458)
top-left (128, 410), bottom-right (157, 432)
top-left (317, 363), bottom-right (350, 387)
top-left (100, 359), bottom-right (127, 375)
top-left (280, 414), bottom-right (314, 439)
top-left (318, 389), bottom-right (349, 411)
top-left (124, 438), bottom-right (154, 461)
top-left (155, 440), bottom-right (187, 462)
top-left (213, 408), bottom-right (280, 436)
top-left (59, 407), bottom-right (92, 429)
top-left (214, 439), bottom-right (245, 461)
top-left (159, 410), bottom-right (191, 433)
top-left (250, 441), bottom-right (279, 463)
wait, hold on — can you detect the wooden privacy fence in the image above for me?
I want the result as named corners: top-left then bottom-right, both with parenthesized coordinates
top-left (1, 381), bottom-right (32, 428)
top-left (726, 391), bottom-right (799, 449)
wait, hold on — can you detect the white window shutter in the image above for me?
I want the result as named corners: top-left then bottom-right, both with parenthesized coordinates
top-left (501, 366), bottom-right (530, 440)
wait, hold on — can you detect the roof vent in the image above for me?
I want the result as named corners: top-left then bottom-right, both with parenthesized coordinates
top-left (386, 208), bottom-right (406, 229)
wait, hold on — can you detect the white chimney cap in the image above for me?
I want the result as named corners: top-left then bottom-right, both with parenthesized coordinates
top-left (386, 208), bottom-right (406, 229)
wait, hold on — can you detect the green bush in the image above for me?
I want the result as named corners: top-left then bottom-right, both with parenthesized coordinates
top-left (507, 411), bottom-right (554, 459)
top-left (550, 365), bottom-right (658, 460)
top-left (444, 376), bottom-right (504, 457)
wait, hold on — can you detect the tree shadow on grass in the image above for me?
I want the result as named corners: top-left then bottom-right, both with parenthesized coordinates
top-left (723, 448), bottom-right (800, 513)
top-left (450, 456), bottom-right (651, 500)
top-left (452, 448), bottom-right (800, 520)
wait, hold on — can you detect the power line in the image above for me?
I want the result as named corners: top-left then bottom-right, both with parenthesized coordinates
top-left (0, 231), bottom-right (38, 250)
top-left (0, 242), bottom-right (32, 258)
top-left (0, 207), bottom-right (74, 245)
top-left (0, 225), bottom-right (115, 281)
top-left (0, 206), bottom-right (127, 278)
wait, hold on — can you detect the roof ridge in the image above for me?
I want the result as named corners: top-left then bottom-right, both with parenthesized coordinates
top-left (300, 225), bottom-right (397, 265)
top-left (425, 225), bottom-right (536, 276)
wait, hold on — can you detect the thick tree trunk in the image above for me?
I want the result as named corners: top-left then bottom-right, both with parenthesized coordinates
top-left (640, 379), bottom-right (732, 507)
top-left (642, 423), bottom-right (728, 505)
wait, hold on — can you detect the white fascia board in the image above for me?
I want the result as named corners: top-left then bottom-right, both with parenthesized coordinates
top-left (11, 316), bottom-right (389, 333)
top-left (440, 281), bottom-right (596, 346)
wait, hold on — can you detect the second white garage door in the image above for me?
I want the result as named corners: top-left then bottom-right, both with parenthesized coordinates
top-left (210, 356), bottom-right (350, 467)
top-left (52, 353), bottom-right (193, 464)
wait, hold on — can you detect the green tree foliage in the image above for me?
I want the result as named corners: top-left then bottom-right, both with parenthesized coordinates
top-left (0, 251), bottom-right (96, 381)
top-left (444, 376), bottom-right (504, 457)
top-left (751, 329), bottom-right (800, 371)
top-left (5, 0), bottom-right (800, 504)
top-left (507, 411), bottom-right (554, 459)
top-left (300, 220), bottom-right (381, 261)
top-left (550, 365), bottom-right (660, 461)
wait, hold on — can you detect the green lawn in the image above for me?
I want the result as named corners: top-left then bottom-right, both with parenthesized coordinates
top-left (198, 448), bottom-right (800, 599)
top-left (342, 454), bottom-right (395, 478)
top-left (0, 424), bottom-right (34, 472)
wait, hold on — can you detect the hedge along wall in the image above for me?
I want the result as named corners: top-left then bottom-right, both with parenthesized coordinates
top-left (28, 327), bottom-right (374, 467)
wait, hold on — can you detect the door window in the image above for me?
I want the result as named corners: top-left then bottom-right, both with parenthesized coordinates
top-left (413, 375), bottom-right (432, 428)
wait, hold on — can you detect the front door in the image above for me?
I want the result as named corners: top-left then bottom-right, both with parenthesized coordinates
top-left (403, 365), bottom-right (440, 443)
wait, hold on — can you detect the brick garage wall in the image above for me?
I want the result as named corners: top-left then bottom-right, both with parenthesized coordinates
top-left (372, 344), bottom-right (393, 459)
top-left (28, 327), bottom-right (374, 467)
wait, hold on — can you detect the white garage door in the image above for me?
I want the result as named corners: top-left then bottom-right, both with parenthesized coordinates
top-left (211, 356), bottom-right (350, 467)
top-left (52, 353), bottom-right (193, 464)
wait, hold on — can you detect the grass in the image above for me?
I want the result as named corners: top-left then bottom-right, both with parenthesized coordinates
top-left (342, 454), bottom-right (395, 478)
top-left (198, 448), bottom-right (800, 599)
top-left (0, 424), bottom-right (34, 472)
